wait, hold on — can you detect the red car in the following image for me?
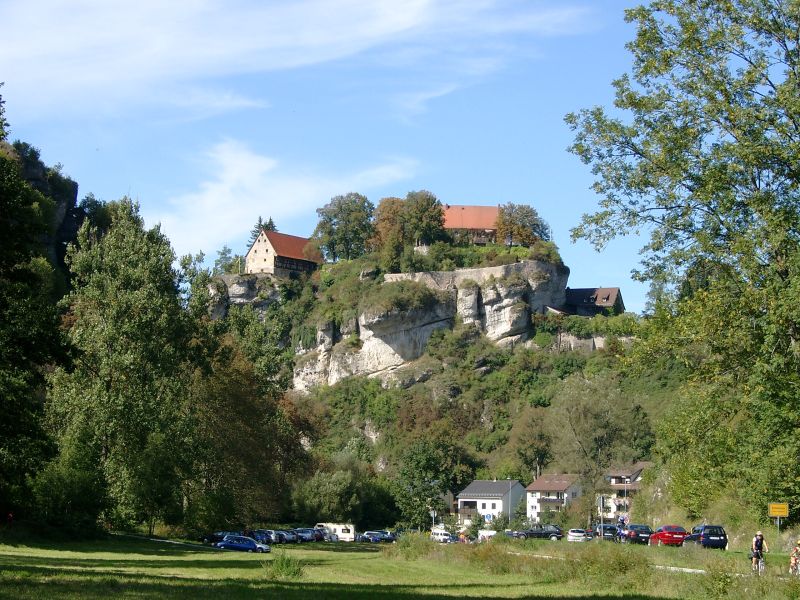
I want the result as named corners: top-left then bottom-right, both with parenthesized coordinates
top-left (649, 525), bottom-right (687, 546)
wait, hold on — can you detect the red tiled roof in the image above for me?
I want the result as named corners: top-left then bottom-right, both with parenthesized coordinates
top-left (265, 231), bottom-right (320, 263)
top-left (443, 204), bottom-right (499, 231)
top-left (526, 474), bottom-right (579, 493)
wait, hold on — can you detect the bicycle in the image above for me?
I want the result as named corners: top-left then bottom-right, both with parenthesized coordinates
top-left (752, 550), bottom-right (766, 575)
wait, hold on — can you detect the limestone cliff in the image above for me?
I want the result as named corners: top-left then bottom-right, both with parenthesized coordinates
top-left (292, 260), bottom-right (569, 390)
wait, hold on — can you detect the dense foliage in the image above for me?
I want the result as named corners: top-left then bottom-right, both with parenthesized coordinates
top-left (567, 0), bottom-right (800, 521)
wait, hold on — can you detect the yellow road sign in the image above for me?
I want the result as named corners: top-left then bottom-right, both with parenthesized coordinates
top-left (769, 502), bottom-right (789, 518)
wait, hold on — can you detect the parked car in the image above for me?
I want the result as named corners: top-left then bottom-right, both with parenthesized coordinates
top-left (216, 535), bottom-right (270, 553)
top-left (376, 530), bottom-right (396, 543)
top-left (567, 528), bottom-right (592, 542)
top-left (251, 530), bottom-right (273, 544)
top-left (259, 530), bottom-right (283, 543)
top-left (592, 524), bottom-right (618, 541)
top-left (508, 524), bottom-right (563, 541)
top-left (293, 528), bottom-right (317, 542)
top-left (358, 531), bottom-right (384, 543)
top-left (683, 525), bottom-right (728, 550)
top-left (278, 529), bottom-right (299, 543)
top-left (649, 525), bottom-right (688, 546)
top-left (200, 530), bottom-right (239, 544)
top-left (622, 524), bottom-right (653, 544)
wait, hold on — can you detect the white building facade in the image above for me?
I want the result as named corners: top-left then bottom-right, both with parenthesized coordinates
top-left (526, 474), bottom-right (581, 523)
top-left (456, 480), bottom-right (525, 526)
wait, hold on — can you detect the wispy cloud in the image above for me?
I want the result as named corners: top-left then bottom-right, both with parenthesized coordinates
top-left (0, 1), bottom-right (594, 121)
top-left (394, 84), bottom-right (461, 119)
top-left (147, 139), bottom-right (417, 257)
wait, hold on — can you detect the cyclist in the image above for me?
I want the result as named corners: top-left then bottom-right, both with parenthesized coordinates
top-left (751, 531), bottom-right (768, 572)
top-left (790, 539), bottom-right (800, 575)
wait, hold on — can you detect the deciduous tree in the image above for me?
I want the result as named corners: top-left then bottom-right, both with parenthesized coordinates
top-left (566, 0), bottom-right (800, 520)
top-left (496, 202), bottom-right (549, 246)
top-left (313, 193), bottom-right (374, 261)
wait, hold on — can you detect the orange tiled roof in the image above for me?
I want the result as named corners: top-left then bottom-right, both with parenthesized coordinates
top-left (443, 204), bottom-right (499, 231)
top-left (265, 231), bottom-right (320, 263)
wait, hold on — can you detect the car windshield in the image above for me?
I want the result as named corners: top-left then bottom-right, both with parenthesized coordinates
top-left (705, 527), bottom-right (725, 535)
top-left (629, 525), bottom-right (650, 531)
top-left (664, 526), bottom-right (685, 532)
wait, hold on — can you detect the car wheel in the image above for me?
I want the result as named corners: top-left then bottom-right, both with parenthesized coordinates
top-left (248, 549), bottom-right (254, 553)
top-left (256, 548), bottom-right (263, 553)
top-left (519, 534), bottom-right (527, 540)
top-left (549, 535), bottom-right (559, 541)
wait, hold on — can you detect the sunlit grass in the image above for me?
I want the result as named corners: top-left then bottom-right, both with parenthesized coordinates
top-left (0, 533), bottom-right (794, 599)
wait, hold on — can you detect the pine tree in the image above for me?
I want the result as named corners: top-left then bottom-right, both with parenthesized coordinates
top-left (247, 216), bottom-right (263, 247)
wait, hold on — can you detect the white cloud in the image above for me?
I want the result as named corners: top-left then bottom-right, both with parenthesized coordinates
top-left (0, 0), bottom-right (594, 120)
top-left (394, 84), bottom-right (461, 119)
top-left (148, 139), bottom-right (417, 258)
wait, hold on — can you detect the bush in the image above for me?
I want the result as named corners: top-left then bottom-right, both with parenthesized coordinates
top-left (359, 280), bottom-right (443, 316)
top-left (263, 549), bottom-right (304, 579)
top-left (382, 532), bottom-right (436, 561)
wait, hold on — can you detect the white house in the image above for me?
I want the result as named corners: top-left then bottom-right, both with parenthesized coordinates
top-left (456, 479), bottom-right (525, 526)
top-left (526, 474), bottom-right (581, 523)
top-left (244, 230), bottom-right (320, 277)
top-left (598, 461), bottom-right (652, 521)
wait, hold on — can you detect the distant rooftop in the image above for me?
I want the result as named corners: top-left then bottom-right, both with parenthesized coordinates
top-left (443, 204), bottom-right (499, 231)
top-left (264, 230), bottom-right (320, 263)
top-left (526, 474), bottom-right (579, 493)
top-left (457, 479), bottom-right (522, 498)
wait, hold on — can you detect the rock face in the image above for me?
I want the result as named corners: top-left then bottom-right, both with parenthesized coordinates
top-left (208, 274), bottom-right (282, 320)
top-left (293, 260), bottom-right (570, 390)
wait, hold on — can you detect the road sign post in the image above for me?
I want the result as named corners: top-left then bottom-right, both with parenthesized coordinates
top-left (768, 503), bottom-right (789, 534)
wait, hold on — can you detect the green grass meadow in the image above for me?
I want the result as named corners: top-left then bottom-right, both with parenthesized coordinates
top-left (0, 533), bottom-right (798, 599)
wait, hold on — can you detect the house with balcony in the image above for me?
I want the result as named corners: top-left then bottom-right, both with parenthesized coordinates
top-left (526, 474), bottom-right (581, 523)
top-left (456, 479), bottom-right (525, 526)
top-left (598, 461), bottom-right (652, 521)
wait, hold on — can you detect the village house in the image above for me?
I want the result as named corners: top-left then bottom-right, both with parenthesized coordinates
top-left (598, 461), bottom-right (652, 522)
top-left (526, 474), bottom-right (582, 523)
top-left (563, 287), bottom-right (625, 316)
top-left (244, 230), bottom-right (321, 277)
top-left (456, 479), bottom-right (525, 525)
top-left (443, 204), bottom-right (499, 245)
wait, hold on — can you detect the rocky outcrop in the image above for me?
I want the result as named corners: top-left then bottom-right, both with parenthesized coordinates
top-left (292, 260), bottom-right (570, 390)
top-left (293, 299), bottom-right (456, 391)
top-left (208, 273), bottom-right (282, 320)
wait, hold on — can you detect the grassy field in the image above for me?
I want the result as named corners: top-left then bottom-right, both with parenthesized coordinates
top-left (0, 533), bottom-right (798, 599)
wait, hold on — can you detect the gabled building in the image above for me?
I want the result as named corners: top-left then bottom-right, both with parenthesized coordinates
top-left (526, 474), bottom-right (581, 523)
top-left (443, 204), bottom-right (499, 245)
top-left (564, 287), bottom-right (625, 316)
top-left (598, 461), bottom-right (652, 521)
top-left (244, 230), bottom-right (321, 277)
top-left (456, 479), bottom-right (525, 526)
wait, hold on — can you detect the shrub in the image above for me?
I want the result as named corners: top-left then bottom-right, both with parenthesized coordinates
top-left (382, 532), bottom-right (436, 561)
top-left (263, 549), bottom-right (304, 579)
top-left (359, 280), bottom-right (443, 316)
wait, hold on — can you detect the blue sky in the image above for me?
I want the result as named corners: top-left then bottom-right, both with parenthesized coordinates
top-left (0, 0), bottom-right (650, 312)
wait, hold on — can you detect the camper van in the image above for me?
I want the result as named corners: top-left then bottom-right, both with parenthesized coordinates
top-left (314, 523), bottom-right (355, 542)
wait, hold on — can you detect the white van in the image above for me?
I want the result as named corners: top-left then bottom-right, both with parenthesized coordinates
top-left (315, 523), bottom-right (355, 542)
top-left (430, 529), bottom-right (453, 543)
